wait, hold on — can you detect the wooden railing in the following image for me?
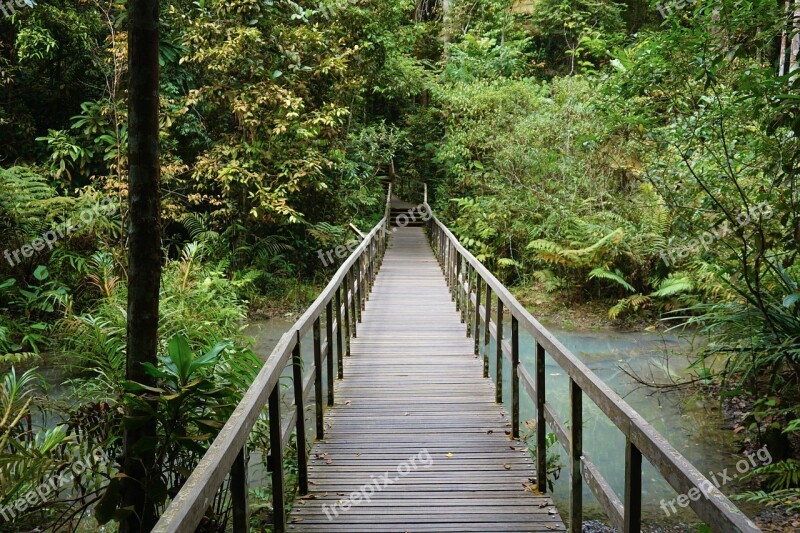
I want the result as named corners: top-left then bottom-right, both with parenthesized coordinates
top-left (153, 214), bottom-right (389, 533)
top-left (424, 199), bottom-right (761, 533)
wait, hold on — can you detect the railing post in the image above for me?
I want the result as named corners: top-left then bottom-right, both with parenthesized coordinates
top-left (335, 284), bottom-right (344, 379)
top-left (624, 439), bottom-right (642, 533)
top-left (444, 239), bottom-right (450, 288)
top-left (536, 342), bottom-right (547, 493)
top-left (362, 250), bottom-right (368, 309)
top-left (473, 276), bottom-right (482, 355)
top-left (291, 335), bottom-right (308, 495)
top-left (569, 378), bottom-right (583, 533)
top-left (358, 253), bottom-right (365, 314)
top-left (456, 254), bottom-right (462, 317)
top-left (346, 269), bottom-right (355, 340)
top-left (451, 243), bottom-right (456, 301)
top-left (313, 317), bottom-right (324, 440)
top-left (483, 286), bottom-right (492, 379)
top-left (511, 316), bottom-right (519, 439)
top-left (465, 264), bottom-right (472, 334)
top-left (269, 384), bottom-right (286, 533)
top-left (350, 263), bottom-right (361, 339)
top-left (495, 298), bottom-right (503, 404)
top-left (366, 240), bottom-right (373, 299)
top-left (326, 300), bottom-right (334, 406)
top-left (231, 446), bottom-right (249, 533)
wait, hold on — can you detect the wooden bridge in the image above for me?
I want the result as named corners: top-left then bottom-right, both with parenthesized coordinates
top-left (153, 186), bottom-right (761, 533)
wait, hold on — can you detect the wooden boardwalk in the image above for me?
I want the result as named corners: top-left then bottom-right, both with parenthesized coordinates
top-left (287, 227), bottom-right (565, 532)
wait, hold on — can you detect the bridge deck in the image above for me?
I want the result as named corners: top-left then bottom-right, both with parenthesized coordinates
top-left (287, 228), bottom-right (565, 532)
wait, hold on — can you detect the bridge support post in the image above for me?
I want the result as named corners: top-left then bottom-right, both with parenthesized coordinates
top-left (326, 300), bottom-right (334, 406)
top-left (495, 299), bottom-right (503, 404)
top-left (463, 260), bottom-right (472, 326)
top-left (483, 286), bottom-right (492, 379)
top-left (292, 335), bottom-right (309, 495)
top-left (511, 316), bottom-right (519, 439)
top-left (357, 255), bottom-right (364, 315)
top-left (269, 384), bottom-right (286, 533)
top-left (344, 275), bottom-right (352, 349)
top-left (569, 379), bottom-right (583, 533)
top-left (624, 439), bottom-right (642, 533)
top-left (350, 267), bottom-right (359, 336)
top-left (336, 285), bottom-right (344, 379)
top-left (313, 318), bottom-right (324, 439)
top-left (536, 342), bottom-right (547, 492)
top-left (473, 276), bottom-right (482, 354)
top-left (231, 447), bottom-right (249, 533)
top-left (456, 255), bottom-right (462, 318)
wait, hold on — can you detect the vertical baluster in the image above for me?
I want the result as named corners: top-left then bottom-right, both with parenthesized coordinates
top-left (269, 384), bottom-right (286, 533)
top-left (483, 286), bottom-right (492, 379)
top-left (444, 239), bottom-right (450, 286)
top-left (335, 285), bottom-right (344, 379)
top-left (511, 316), bottom-right (519, 439)
top-left (231, 446), bottom-right (249, 533)
top-left (569, 379), bottom-right (583, 533)
top-left (313, 318), bottom-right (324, 439)
top-left (440, 228), bottom-right (444, 265)
top-left (326, 300), bottom-right (334, 406)
top-left (624, 439), bottom-right (642, 533)
top-left (350, 261), bottom-right (360, 330)
top-left (451, 244), bottom-right (457, 301)
top-left (345, 270), bottom-right (354, 343)
top-left (366, 240), bottom-right (373, 298)
top-left (292, 335), bottom-right (308, 495)
top-left (359, 252), bottom-right (365, 313)
top-left (447, 241), bottom-right (453, 292)
top-left (465, 264), bottom-right (472, 333)
top-left (368, 240), bottom-right (373, 292)
top-left (455, 254), bottom-right (462, 314)
top-left (536, 342), bottom-right (547, 493)
top-left (473, 276), bottom-right (482, 356)
top-left (495, 298), bottom-right (503, 404)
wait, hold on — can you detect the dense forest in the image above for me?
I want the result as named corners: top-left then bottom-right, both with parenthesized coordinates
top-left (1, 0), bottom-right (800, 530)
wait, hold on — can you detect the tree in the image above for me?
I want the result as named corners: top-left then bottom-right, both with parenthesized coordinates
top-left (122, 0), bottom-right (161, 531)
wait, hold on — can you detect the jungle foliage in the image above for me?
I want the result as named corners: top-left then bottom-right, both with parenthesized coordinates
top-left (2, 0), bottom-right (800, 528)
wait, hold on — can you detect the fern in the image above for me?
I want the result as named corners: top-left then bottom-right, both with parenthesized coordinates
top-left (744, 459), bottom-right (800, 491)
top-left (589, 267), bottom-right (635, 292)
top-left (650, 275), bottom-right (694, 298)
top-left (733, 489), bottom-right (800, 512)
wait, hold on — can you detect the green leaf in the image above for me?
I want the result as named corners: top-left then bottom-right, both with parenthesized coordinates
top-left (94, 477), bottom-right (121, 524)
top-left (167, 335), bottom-right (194, 385)
top-left (33, 265), bottom-right (49, 281)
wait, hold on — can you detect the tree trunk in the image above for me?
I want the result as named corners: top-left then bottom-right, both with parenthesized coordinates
top-left (780, 0), bottom-right (790, 75)
top-left (121, 0), bottom-right (161, 531)
top-left (792, 0), bottom-right (800, 74)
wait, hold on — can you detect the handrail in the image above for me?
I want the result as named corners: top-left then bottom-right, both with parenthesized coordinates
top-left (423, 198), bottom-right (760, 533)
top-left (153, 213), bottom-right (389, 533)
